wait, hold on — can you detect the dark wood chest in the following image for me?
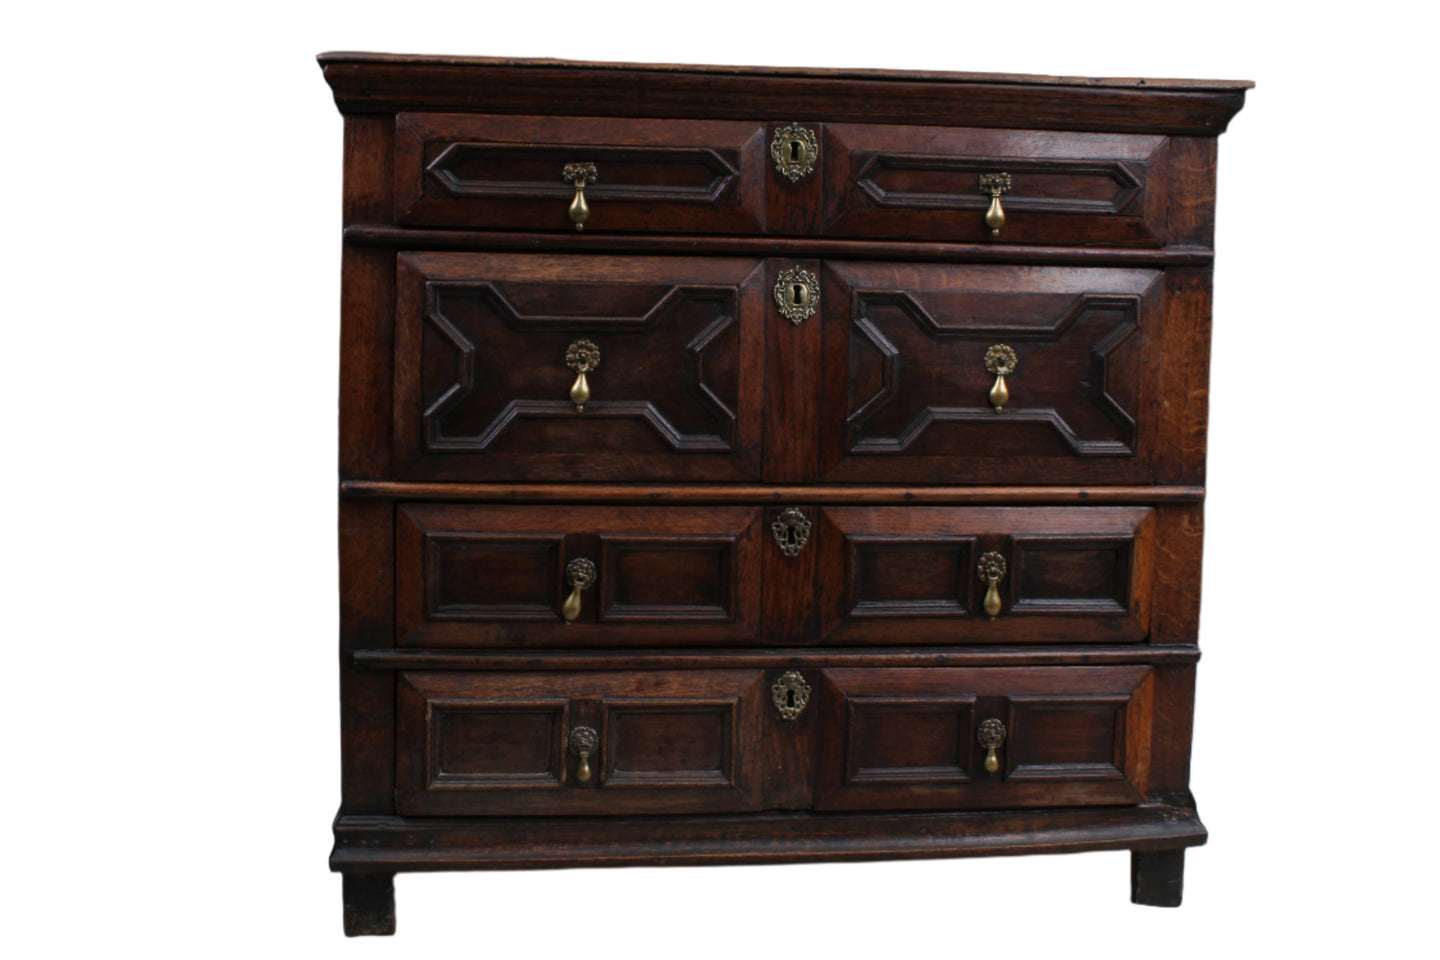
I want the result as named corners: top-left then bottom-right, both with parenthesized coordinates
top-left (320, 52), bottom-right (1250, 935)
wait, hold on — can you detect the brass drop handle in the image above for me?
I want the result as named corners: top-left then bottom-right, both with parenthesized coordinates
top-left (563, 162), bottom-right (598, 231)
top-left (564, 339), bottom-right (600, 412)
top-left (561, 557), bottom-right (596, 622)
top-left (979, 172), bottom-right (1012, 237)
top-left (977, 551), bottom-right (1007, 619)
top-left (569, 725), bottom-right (599, 783)
top-left (983, 344), bottom-right (1017, 413)
top-left (978, 718), bottom-right (1007, 774)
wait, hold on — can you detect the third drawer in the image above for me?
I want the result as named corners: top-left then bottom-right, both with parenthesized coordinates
top-left (396, 503), bottom-right (1155, 647)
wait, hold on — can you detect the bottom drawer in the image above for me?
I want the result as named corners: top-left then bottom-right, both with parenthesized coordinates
top-left (396, 669), bottom-right (768, 816)
top-left (814, 666), bottom-right (1153, 811)
top-left (396, 665), bottom-right (1154, 816)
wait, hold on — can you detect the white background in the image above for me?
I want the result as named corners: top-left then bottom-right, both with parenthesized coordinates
top-left (4, 1), bottom-right (1435, 955)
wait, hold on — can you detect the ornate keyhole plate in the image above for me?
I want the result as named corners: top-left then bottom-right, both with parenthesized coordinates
top-left (773, 267), bottom-right (819, 326)
top-left (771, 670), bottom-right (812, 720)
top-left (770, 123), bottom-right (818, 182)
top-left (771, 506), bottom-right (812, 558)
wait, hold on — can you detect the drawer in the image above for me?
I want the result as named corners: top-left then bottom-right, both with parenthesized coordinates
top-left (396, 670), bottom-right (768, 815)
top-left (396, 504), bottom-right (763, 647)
top-left (821, 123), bottom-right (1170, 246)
top-left (813, 666), bottom-right (1153, 811)
top-left (394, 252), bottom-right (765, 482)
top-left (813, 506), bottom-right (1154, 644)
top-left (395, 113), bottom-right (768, 234)
top-left (818, 261), bottom-right (1164, 484)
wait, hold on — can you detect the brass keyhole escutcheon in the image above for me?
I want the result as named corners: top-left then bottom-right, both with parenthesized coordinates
top-left (562, 557), bottom-right (596, 622)
top-left (771, 671), bottom-right (812, 720)
top-left (562, 162), bottom-right (598, 231)
top-left (977, 550), bottom-right (1007, 618)
top-left (983, 344), bottom-right (1018, 413)
top-left (773, 268), bottom-right (819, 326)
top-left (977, 718), bottom-right (1007, 774)
top-left (771, 507), bottom-right (812, 558)
top-left (569, 725), bottom-right (599, 783)
top-left (770, 123), bottom-right (818, 182)
top-left (979, 172), bottom-right (1012, 237)
top-left (564, 339), bottom-right (600, 412)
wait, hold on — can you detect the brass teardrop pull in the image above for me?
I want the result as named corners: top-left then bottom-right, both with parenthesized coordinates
top-left (564, 339), bottom-right (600, 412)
top-left (979, 172), bottom-right (1012, 237)
top-left (569, 725), bottom-right (599, 783)
top-left (562, 162), bottom-right (598, 231)
top-left (977, 550), bottom-right (1007, 618)
top-left (983, 344), bottom-right (1017, 413)
top-left (561, 557), bottom-right (596, 622)
top-left (977, 718), bottom-right (1007, 774)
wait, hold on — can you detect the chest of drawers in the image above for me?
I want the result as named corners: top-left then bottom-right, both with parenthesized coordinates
top-left (320, 52), bottom-right (1250, 935)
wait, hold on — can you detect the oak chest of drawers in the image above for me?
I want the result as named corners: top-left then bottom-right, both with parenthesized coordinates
top-left (319, 52), bottom-right (1250, 935)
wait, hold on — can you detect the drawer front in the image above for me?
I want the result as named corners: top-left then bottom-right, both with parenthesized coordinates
top-left (397, 670), bottom-right (768, 815)
top-left (396, 113), bottom-right (768, 234)
top-left (819, 262), bottom-right (1163, 484)
top-left (397, 504), bottom-right (763, 647)
top-left (815, 506), bottom-right (1154, 644)
top-left (822, 123), bottom-right (1169, 245)
top-left (395, 253), bottom-right (765, 481)
top-left (814, 666), bottom-right (1153, 811)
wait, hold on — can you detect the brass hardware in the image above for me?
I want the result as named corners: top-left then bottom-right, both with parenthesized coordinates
top-left (770, 123), bottom-right (818, 182)
top-left (770, 507), bottom-right (812, 558)
top-left (562, 557), bottom-right (596, 622)
top-left (773, 267), bottom-right (820, 326)
top-left (979, 172), bottom-right (1012, 237)
top-left (983, 344), bottom-right (1018, 413)
top-left (771, 671), bottom-right (812, 720)
top-left (977, 718), bottom-right (1007, 774)
top-left (562, 162), bottom-right (598, 231)
top-left (977, 550), bottom-right (1007, 618)
top-left (569, 725), bottom-right (599, 782)
top-left (564, 339), bottom-right (600, 411)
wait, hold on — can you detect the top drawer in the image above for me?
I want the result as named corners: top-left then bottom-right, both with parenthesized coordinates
top-left (394, 114), bottom-right (1172, 246)
top-left (395, 113), bottom-right (768, 234)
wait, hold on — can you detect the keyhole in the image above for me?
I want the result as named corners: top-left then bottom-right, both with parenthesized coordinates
top-left (786, 689), bottom-right (796, 708)
top-left (789, 139), bottom-right (801, 162)
top-left (791, 284), bottom-right (805, 306)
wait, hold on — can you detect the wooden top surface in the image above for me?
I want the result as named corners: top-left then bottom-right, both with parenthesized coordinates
top-left (318, 52), bottom-right (1250, 135)
top-left (317, 51), bottom-right (1253, 93)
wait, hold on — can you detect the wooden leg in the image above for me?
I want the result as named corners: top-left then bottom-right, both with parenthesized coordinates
top-left (1130, 848), bottom-right (1185, 907)
top-left (343, 872), bottom-right (396, 936)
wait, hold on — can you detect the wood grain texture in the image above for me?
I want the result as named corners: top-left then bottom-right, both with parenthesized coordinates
top-left (318, 54), bottom-right (1250, 136)
top-left (325, 54), bottom-right (1246, 923)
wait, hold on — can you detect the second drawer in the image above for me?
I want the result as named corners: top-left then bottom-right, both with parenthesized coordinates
top-left (396, 503), bottom-right (1155, 646)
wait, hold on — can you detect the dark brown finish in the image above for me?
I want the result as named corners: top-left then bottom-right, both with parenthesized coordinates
top-left (323, 53), bottom-right (1246, 931)
top-left (1132, 848), bottom-right (1186, 906)
top-left (341, 481), bottom-right (1206, 503)
top-left (823, 124), bottom-right (1170, 246)
top-left (319, 53), bottom-right (1250, 136)
top-left (342, 873), bottom-right (396, 937)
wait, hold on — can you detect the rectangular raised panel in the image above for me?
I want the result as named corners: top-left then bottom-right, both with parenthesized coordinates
top-left (819, 261), bottom-right (1165, 485)
top-left (396, 113), bottom-right (768, 233)
top-left (815, 666), bottom-right (1153, 811)
top-left (431, 701), bottom-right (567, 784)
top-left (396, 504), bottom-right (762, 647)
top-left (600, 537), bottom-right (735, 621)
top-left (822, 124), bottom-right (1169, 246)
top-left (395, 252), bottom-right (765, 482)
top-left (605, 701), bottom-right (735, 786)
top-left (846, 698), bottom-right (976, 784)
top-left (427, 534), bottom-right (562, 620)
top-left (817, 507), bottom-right (1154, 644)
top-left (396, 671), bottom-right (766, 816)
